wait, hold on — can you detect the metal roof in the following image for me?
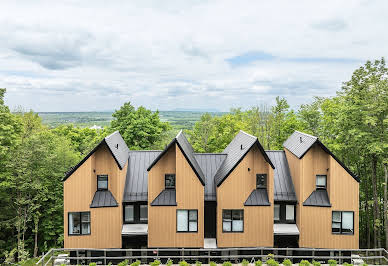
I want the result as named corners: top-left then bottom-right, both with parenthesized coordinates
top-left (123, 150), bottom-right (161, 202)
top-left (244, 189), bottom-right (271, 206)
top-left (147, 130), bottom-right (205, 186)
top-left (194, 153), bottom-right (227, 201)
top-left (150, 189), bottom-right (177, 206)
top-left (266, 151), bottom-right (297, 202)
top-left (63, 131), bottom-right (129, 181)
top-left (90, 190), bottom-right (118, 208)
top-left (214, 131), bottom-right (275, 187)
top-left (303, 189), bottom-right (331, 207)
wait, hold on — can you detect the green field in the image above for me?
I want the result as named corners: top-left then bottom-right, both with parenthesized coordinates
top-left (37, 111), bottom-right (225, 130)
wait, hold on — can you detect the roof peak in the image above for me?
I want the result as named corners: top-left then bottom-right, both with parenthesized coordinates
top-left (294, 130), bottom-right (318, 139)
top-left (239, 130), bottom-right (257, 139)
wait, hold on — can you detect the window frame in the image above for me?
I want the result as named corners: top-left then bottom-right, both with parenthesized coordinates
top-left (176, 209), bottom-right (198, 233)
top-left (123, 202), bottom-right (148, 224)
top-left (97, 174), bottom-right (108, 191)
top-left (274, 204), bottom-right (280, 221)
top-left (222, 209), bottom-right (244, 233)
top-left (274, 202), bottom-right (296, 224)
top-left (68, 211), bottom-right (91, 236)
top-left (316, 175), bottom-right (327, 190)
top-left (165, 174), bottom-right (176, 189)
top-left (332, 211), bottom-right (354, 235)
top-left (256, 174), bottom-right (267, 189)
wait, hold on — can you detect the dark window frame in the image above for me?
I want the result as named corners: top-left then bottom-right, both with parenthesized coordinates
top-left (316, 174), bottom-right (327, 190)
top-left (123, 202), bottom-right (148, 224)
top-left (256, 174), bottom-right (267, 189)
top-left (97, 174), bottom-right (108, 191)
top-left (274, 202), bottom-right (296, 224)
top-left (222, 209), bottom-right (244, 233)
top-left (176, 209), bottom-right (198, 233)
top-left (68, 211), bottom-right (91, 236)
top-left (165, 174), bottom-right (176, 189)
top-left (332, 211), bottom-right (354, 235)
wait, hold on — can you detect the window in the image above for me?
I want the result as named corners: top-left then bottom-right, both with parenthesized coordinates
top-left (140, 205), bottom-right (148, 221)
top-left (332, 211), bottom-right (354, 234)
top-left (68, 212), bottom-right (90, 235)
top-left (316, 175), bottom-right (327, 189)
top-left (286, 205), bottom-right (295, 221)
top-left (274, 204), bottom-right (280, 221)
top-left (222, 210), bottom-right (244, 232)
top-left (256, 174), bottom-right (267, 188)
top-left (177, 210), bottom-right (198, 232)
top-left (97, 175), bottom-right (108, 190)
top-left (165, 174), bottom-right (176, 189)
top-left (124, 205), bottom-right (134, 222)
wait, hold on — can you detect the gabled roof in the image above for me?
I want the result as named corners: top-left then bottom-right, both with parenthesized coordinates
top-left (303, 189), bottom-right (331, 207)
top-left (63, 131), bottom-right (129, 181)
top-left (244, 189), bottom-right (270, 206)
top-left (90, 190), bottom-right (119, 208)
top-left (283, 131), bottom-right (359, 182)
top-left (147, 130), bottom-right (205, 186)
top-left (214, 130), bottom-right (275, 187)
top-left (266, 151), bottom-right (297, 202)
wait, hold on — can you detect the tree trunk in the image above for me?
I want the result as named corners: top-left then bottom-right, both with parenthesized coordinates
top-left (384, 163), bottom-right (388, 249)
top-left (371, 156), bottom-right (380, 247)
top-left (365, 171), bottom-right (371, 248)
top-left (33, 216), bottom-right (39, 258)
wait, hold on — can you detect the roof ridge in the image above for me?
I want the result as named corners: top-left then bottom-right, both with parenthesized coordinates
top-left (295, 130), bottom-right (317, 139)
top-left (239, 130), bottom-right (257, 140)
top-left (265, 150), bottom-right (285, 152)
top-left (129, 150), bottom-right (162, 152)
top-left (194, 153), bottom-right (228, 155)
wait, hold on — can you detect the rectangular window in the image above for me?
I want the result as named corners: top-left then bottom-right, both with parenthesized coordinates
top-left (97, 175), bottom-right (108, 190)
top-left (332, 211), bottom-right (354, 234)
top-left (68, 212), bottom-right (90, 235)
top-left (256, 174), bottom-right (267, 188)
top-left (177, 210), bottom-right (198, 232)
top-left (222, 210), bottom-right (244, 232)
top-left (286, 205), bottom-right (295, 221)
top-left (316, 175), bottom-right (327, 189)
top-left (165, 174), bottom-right (176, 189)
top-left (140, 205), bottom-right (148, 221)
top-left (274, 204), bottom-right (280, 221)
top-left (124, 205), bottom-right (134, 222)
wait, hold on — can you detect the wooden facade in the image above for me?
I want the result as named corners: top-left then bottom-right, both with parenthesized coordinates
top-left (64, 144), bottom-right (127, 248)
top-left (148, 144), bottom-right (204, 247)
top-left (216, 146), bottom-right (274, 247)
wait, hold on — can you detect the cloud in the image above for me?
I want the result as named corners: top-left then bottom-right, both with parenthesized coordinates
top-left (311, 19), bottom-right (348, 32)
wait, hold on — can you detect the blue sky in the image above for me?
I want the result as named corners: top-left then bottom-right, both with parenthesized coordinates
top-left (0, 0), bottom-right (387, 112)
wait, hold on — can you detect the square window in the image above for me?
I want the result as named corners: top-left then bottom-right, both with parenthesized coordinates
top-left (332, 211), bottom-right (354, 234)
top-left (97, 175), bottom-right (108, 190)
top-left (177, 210), bottom-right (197, 232)
top-left (223, 210), bottom-right (243, 232)
top-left (274, 204), bottom-right (280, 221)
top-left (256, 174), bottom-right (267, 188)
top-left (124, 205), bottom-right (134, 222)
top-left (165, 174), bottom-right (176, 189)
top-left (286, 205), bottom-right (295, 221)
top-left (69, 212), bottom-right (90, 235)
top-left (316, 175), bottom-right (327, 189)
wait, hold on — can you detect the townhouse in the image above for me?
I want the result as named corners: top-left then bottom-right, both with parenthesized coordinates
top-left (63, 130), bottom-right (359, 250)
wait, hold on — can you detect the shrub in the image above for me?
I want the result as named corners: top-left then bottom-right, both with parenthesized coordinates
top-left (266, 254), bottom-right (275, 260)
top-left (151, 259), bottom-right (161, 266)
top-left (167, 259), bottom-right (173, 266)
top-left (89, 263), bottom-right (97, 266)
top-left (361, 263), bottom-right (368, 266)
top-left (254, 259), bottom-right (262, 266)
top-left (179, 260), bottom-right (189, 266)
top-left (265, 258), bottom-right (279, 266)
top-left (209, 261), bottom-right (217, 266)
top-left (299, 260), bottom-right (310, 266)
top-left (282, 259), bottom-right (292, 266)
top-left (130, 260), bottom-right (140, 266)
top-left (312, 260), bottom-right (321, 266)
top-left (118, 259), bottom-right (129, 266)
top-left (242, 259), bottom-right (249, 266)
top-left (222, 261), bottom-right (232, 266)
top-left (343, 263), bottom-right (353, 266)
top-left (108, 263), bottom-right (113, 266)
top-left (196, 261), bottom-right (202, 266)
top-left (328, 259), bottom-right (337, 266)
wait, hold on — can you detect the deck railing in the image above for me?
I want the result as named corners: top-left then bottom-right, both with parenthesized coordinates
top-left (36, 247), bottom-right (388, 266)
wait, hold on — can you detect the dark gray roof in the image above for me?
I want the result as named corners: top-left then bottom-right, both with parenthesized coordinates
top-left (266, 151), bottom-right (297, 202)
top-left (150, 189), bottom-right (177, 206)
top-left (214, 131), bottom-right (275, 187)
top-left (303, 190), bottom-right (331, 207)
top-left (244, 189), bottom-right (270, 206)
top-left (63, 131), bottom-right (129, 181)
top-left (283, 131), bottom-right (359, 182)
top-left (123, 150), bottom-right (161, 202)
top-left (147, 131), bottom-right (205, 186)
top-left (194, 153), bottom-right (227, 201)
top-left (90, 190), bottom-right (118, 208)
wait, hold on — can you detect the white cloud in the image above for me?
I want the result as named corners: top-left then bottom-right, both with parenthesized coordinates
top-left (0, 0), bottom-right (387, 111)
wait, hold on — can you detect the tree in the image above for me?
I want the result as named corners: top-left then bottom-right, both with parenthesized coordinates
top-left (189, 113), bottom-right (215, 153)
top-left (110, 102), bottom-right (170, 150)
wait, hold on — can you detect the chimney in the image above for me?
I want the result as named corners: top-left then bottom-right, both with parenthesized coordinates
top-left (116, 144), bottom-right (119, 149)
top-left (241, 144), bottom-right (243, 150)
top-left (300, 137), bottom-right (303, 143)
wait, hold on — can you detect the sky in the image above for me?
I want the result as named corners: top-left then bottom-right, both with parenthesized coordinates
top-left (0, 0), bottom-right (387, 112)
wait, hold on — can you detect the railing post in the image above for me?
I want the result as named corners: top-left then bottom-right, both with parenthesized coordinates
top-left (339, 250), bottom-right (342, 265)
top-left (208, 251), bottom-right (210, 264)
top-left (380, 249), bottom-right (383, 265)
top-left (104, 250), bottom-right (107, 265)
top-left (76, 250), bottom-right (79, 266)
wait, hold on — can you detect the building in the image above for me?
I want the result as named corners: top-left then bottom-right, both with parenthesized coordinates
top-left (63, 130), bottom-right (359, 250)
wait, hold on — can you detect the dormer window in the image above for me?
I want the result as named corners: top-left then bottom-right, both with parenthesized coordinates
top-left (316, 175), bottom-right (327, 189)
top-left (165, 174), bottom-right (176, 189)
top-left (97, 175), bottom-right (108, 190)
top-left (256, 174), bottom-right (267, 189)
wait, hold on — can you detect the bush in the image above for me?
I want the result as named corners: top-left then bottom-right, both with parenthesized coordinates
top-left (151, 259), bottom-right (161, 266)
top-left (118, 259), bottom-right (129, 266)
top-left (266, 254), bottom-right (275, 260)
top-left (108, 263), bottom-right (113, 266)
top-left (299, 260), bottom-right (310, 266)
top-left (343, 263), bottom-right (353, 266)
top-left (242, 259), bottom-right (249, 266)
top-left (222, 261), bottom-right (232, 266)
top-left (282, 259), bottom-right (292, 266)
top-left (167, 259), bottom-right (173, 266)
top-left (89, 263), bottom-right (97, 266)
top-left (312, 260), bottom-right (321, 266)
top-left (179, 260), bottom-right (189, 266)
top-left (130, 260), bottom-right (140, 266)
top-left (265, 258), bottom-right (279, 266)
top-left (328, 259), bottom-right (337, 266)
top-left (254, 259), bottom-right (262, 266)
top-left (210, 261), bottom-right (217, 266)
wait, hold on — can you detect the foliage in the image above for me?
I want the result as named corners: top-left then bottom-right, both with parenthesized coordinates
top-left (327, 259), bottom-right (337, 265)
top-left (282, 258), bottom-right (292, 266)
top-left (312, 260), bottom-right (321, 266)
top-left (343, 263), bottom-right (353, 266)
top-left (209, 261), bottom-right (217, 266)
top-left (265, 258), bottom-right (279, 266)
top-left (130, 260), bottom-right (141, 266)
top-left (167, 259), bottom-right (173, 266)
top-left (118, 259), bottom-right (129, 266)
top-left (151, 259), bottom-right (161, 266)
top-left (241, 259), bottom-right (249, 266)
top-left (222, 261), bottom-right (232, 266)
top-left (179, 260), bottom-right (189, 266)
top-left (298, 260), bottom-right (310, 266)
top-left (195, 261), bottom-right (202, 266)
top-left (254, 259), bottom-right (262, 266)
top-left (89, 263), bottom-right (97, 266)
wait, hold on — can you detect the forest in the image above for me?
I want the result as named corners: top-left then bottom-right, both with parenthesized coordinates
top-left (0, 58), bottom-right (386, 263)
